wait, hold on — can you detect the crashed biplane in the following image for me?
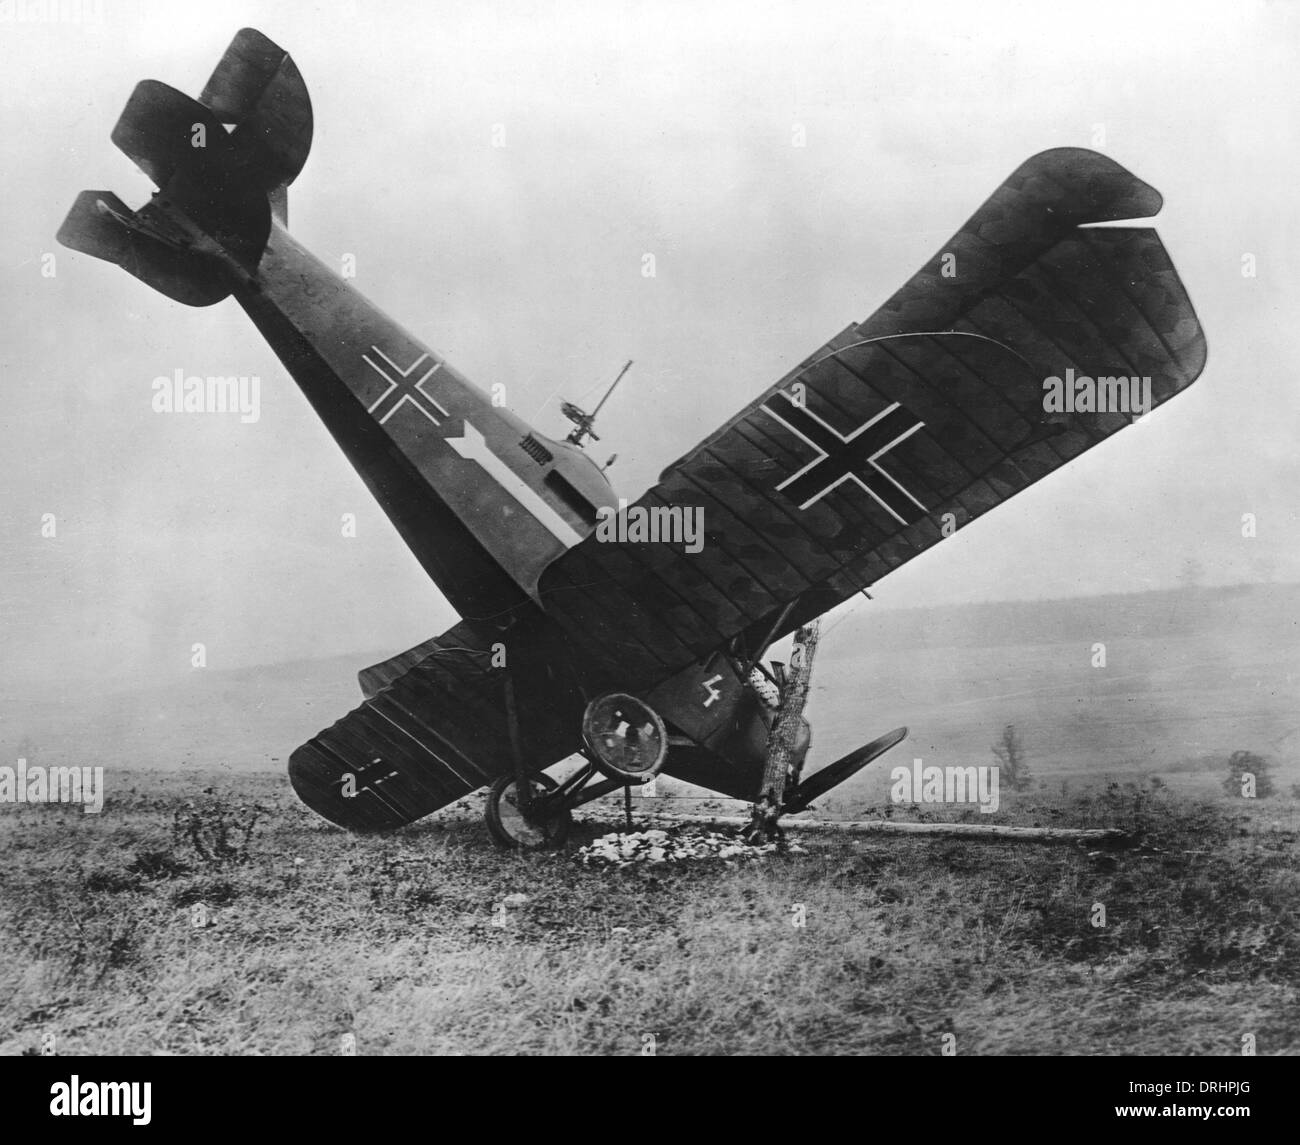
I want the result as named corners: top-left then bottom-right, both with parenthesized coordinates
top-left (59, 29), bottom-right (1206, 847)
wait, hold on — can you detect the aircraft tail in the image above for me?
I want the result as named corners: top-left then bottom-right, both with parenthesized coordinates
top-left (56, 28), bottom-right (311, 305)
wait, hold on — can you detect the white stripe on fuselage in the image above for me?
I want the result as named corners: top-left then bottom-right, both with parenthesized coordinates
top-left (447, 421), bottom-right (584, 547)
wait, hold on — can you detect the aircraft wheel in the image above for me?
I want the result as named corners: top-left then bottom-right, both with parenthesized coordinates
top-left (484, 772), bottom-right (571, 850)
top-left (581, 692), bottom-right (668, 781)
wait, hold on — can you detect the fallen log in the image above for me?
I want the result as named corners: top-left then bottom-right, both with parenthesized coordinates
top-left (650, 813), bottom-right (1133, 847)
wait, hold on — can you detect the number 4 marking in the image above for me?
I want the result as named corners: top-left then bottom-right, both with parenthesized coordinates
top-left (702, 674), bottom-right (723, 707)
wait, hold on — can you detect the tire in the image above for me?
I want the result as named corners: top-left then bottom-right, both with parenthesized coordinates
top-left (484, 772), bottom-right (571, 850)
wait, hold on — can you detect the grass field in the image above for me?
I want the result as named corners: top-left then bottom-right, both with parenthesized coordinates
top-left (2, 769), bottom-right (1297, 1056)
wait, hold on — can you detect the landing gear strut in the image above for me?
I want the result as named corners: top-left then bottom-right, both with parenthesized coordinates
top-left (482, 761), bottom-right (639, 850)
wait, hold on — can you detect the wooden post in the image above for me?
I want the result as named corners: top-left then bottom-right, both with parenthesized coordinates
top-left (744, 618), bottom-right (820, 843)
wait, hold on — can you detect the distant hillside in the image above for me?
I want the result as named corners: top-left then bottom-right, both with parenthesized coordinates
top-left (822, 583), bottom-right (1300, 650)
top-left (809, 582), bottom-right (1300, 804)
top-left (4, 585), bottom-right (1297, 800)
top-left (4, 649), bottom-right (374, 775)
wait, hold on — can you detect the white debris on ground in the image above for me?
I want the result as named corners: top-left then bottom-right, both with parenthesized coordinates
top-left (574, 826), bottom-right (805, 868)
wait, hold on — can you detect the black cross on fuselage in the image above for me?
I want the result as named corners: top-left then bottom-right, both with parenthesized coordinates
top-left (761, 394), bottom-right (927, 523)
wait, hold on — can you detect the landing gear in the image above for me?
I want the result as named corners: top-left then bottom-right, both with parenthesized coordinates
top-left (487, 675), bottom-right (665, 850)
top-left (482, 762), bottom-right (637, 850)
top-left (484, 772), bottom-right (572, 850)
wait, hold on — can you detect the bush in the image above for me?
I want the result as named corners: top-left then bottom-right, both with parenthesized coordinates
top-left (171, 798), bottom-right (266, 866)
top-left (1221, 750), bottom-right (1275, 799)
top-left (991, 723), bottom-right (1032, 791)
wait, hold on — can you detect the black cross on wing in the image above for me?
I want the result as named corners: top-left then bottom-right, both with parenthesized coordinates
top-left (760, 394), bottom-right (927, 523)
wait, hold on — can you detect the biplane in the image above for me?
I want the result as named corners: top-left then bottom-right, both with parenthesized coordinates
top-left (59, 29), bottom-right (1206, 847)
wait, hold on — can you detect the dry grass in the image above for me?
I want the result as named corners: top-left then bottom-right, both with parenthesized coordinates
top-left (1, 770), bottom-right (1297, 1055)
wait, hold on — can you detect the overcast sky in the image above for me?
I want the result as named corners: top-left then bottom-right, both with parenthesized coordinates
top-left (2, 0), bottom-right (1297, 704)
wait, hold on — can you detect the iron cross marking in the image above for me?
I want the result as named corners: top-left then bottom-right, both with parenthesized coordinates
top-left (761, 393), bottom-right (927, 524)
top-left (341, 756), bottom-right (400, 803)
top-left (361, 345), bottom-right (450, 426)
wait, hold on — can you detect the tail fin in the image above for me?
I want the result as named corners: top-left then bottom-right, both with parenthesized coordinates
top-left (57, 28), bottom-right (311, 303)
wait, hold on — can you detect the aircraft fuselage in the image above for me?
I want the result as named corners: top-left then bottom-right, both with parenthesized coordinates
top-left (237, 221), bottom-right (619, 620)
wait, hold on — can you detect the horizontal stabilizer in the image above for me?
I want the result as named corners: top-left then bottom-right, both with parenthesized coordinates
top-left (55, 190), bottom-right (135, 264)
top-left (56, 190), bottom-right (232, 306)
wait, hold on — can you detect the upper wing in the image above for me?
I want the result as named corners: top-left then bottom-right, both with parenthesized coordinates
top-left (537, 149), bottom-right (1207, 688)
